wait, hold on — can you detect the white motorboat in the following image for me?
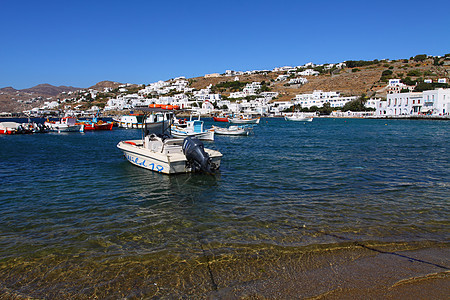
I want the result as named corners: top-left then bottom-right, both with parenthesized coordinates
top-left (117, 108), bottom-right (222, 174)
top-left (117, 113), bottom-right (145, 128)
top-left (118, 111), bottom-right (176, 129)
top-left (45, 117), bottom-right (84, 132)
top-left (228, 114), bottom-right (260, 124)
top-left (171, 115), bottom-right (214, 141)
top-left (0, 121), bottom-right (49, 134)
top-left (0, 122), bottom-right (20, 134)
top-left (284, 113), bottom-right (313, 122)
top-left (212, 125), bottom-right (251, 136)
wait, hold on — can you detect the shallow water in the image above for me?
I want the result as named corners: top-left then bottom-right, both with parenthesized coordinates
top-left (0, 117), bottom-right (449, 297)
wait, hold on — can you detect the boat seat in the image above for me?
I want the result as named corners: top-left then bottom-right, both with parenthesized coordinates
top-left (162, 139), bottom-right (184, 154)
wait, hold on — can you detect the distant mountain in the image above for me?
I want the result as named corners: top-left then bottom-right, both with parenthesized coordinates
top-left (0, 87), bottom-right (18, 93)
top-left (89, 81), bottom-right (123, 90)
top-left (20, 84), bottom-right (81, 96)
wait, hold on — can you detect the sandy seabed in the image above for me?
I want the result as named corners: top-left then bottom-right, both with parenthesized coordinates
top-left (0, 242), bottom-right (448, 299)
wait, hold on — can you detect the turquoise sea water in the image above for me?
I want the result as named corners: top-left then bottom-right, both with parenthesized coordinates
top-left (0, 117), bottom-right (449, 297)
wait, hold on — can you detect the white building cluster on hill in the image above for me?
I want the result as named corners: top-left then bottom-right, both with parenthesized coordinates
top-left (376, 88), bottom-right (450, 116)
top-left (293, 90), bottom-right (357, 109)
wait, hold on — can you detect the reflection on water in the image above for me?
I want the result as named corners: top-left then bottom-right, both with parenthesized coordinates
top-left (0, 118), bottom-right (449, 297)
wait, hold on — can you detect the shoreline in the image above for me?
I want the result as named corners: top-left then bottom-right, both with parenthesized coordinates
top-left (1, 241), bottom-right (448, 298)
top-left (2, 114), bottom-right (450, 121)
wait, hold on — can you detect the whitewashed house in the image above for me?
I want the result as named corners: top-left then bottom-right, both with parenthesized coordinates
top-left (422, 88), bottom-right (450, 115)
top-left (229, 91), bottom-right (246, 99)
top-left (297, 69), bottom-right (319, 76)
top-left (387, 79), bottom-right (415, 94)
top-left (242, 82), bottom-right (261, 96)
top-left (288, 77), bottom-right (308, 85)
top-left (381, 92), bottom-right (423, 116)
top-left (276, 75), bottom-right (289, 81)
top-left (268, 101), bottom-right (292, 115)
top-left (376, 88), bottom-right (450, 116)
top-left (293, 90), bottom-right (357, 109)
top-left (365, 98), bottom-right (382, 110)
top-left (139, 80), bottom-right (170, 95)
top-left (260, 92), bottom-right (279, 100)
top-left (273, 66), bottom-right (293, 72)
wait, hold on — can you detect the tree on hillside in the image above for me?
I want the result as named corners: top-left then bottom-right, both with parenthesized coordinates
top-left (319, 102), bottom-right (332, 115)
top-left (342, 94), bottom-right (373, 112)
top-left (412, 54), bottom-right (427, 62)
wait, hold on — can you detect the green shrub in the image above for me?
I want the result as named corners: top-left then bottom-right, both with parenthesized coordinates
top-left (413, 54), bottom-right (427, 62)
top-left (407, 69), bottom-right (422, 77)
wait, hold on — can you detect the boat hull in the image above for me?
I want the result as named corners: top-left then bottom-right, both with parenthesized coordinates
top-left (284, 116), bottom-right (313, 122)
top-left (0, 122), bottom-right (18, 134)
top-left (228, 118), bottom-right (260, 124)
top-left (117, 140), bottom-right (222, 174)
top-left (0, 129), bottom-right (15, 134)
top-left (83, 122), bottom-right (114, 131)
top-left (171, 128), bottom-right (215, 141)
top-left (213, 117), bottom-right (229, 122)
top-left (45, 123), bottom-right (84, 132)
top-left (213, 126), bottom-right (249, 136)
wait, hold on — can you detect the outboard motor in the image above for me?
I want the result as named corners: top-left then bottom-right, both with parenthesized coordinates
top-left (182, 137), bottom-right (212, 173)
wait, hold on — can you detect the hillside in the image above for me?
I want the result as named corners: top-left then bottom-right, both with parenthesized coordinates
top-left (88, 81), bottom-right (124, 90)
top-left (20, 84), bottom-right (81, 96)
top-left (1, 54), bottom-right (449, 113)
top-left (187, 56), bottom-right (450, 101)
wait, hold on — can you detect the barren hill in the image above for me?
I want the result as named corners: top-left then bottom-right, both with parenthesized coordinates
top-left (187, 56), bottom-right (450, 101)
top-left (1, 55), bottom-right (449, 113)
top-left (20, 84), bottom-right (81, 96)
top-left (89, 81), bottom-right (123, 90)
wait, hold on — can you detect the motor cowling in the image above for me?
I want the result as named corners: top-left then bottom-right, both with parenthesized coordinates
top-left (182, 137), bottom-right (212, 173)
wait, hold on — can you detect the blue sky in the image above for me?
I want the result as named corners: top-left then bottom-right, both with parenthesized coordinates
top-left (1, 0), bottom-right (449, 89)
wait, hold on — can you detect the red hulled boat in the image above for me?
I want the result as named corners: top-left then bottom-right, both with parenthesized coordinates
top-left (213, 116), bottom-right (229, 122)
top-left (82, 121), bottom-right (114, 131)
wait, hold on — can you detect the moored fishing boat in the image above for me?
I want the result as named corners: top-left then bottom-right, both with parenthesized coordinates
top-left (0, 121), bottom-right (49, 134)
top-left (171, 114), bottom-right (214, 141)
top-left (212, 125), bottom-right (252, 136)
top-left (284, 112), bottom-right (313, 122)
top-left (117, 113), bottom-right (145, 128)
top-left (78, 117), bottom-right (114, 131)
top-left (117, 108), bottom-right (222, 174)
top-left (44, 117), bottom-right (84, 132)
top-left (228, 114), bottom-right (260, 124)
top-left (213, 114), bottom-right (230, 122)
top-left (82, 121), bottom-right (114, 131)
top-left (0, 122), bottom-right (19, 134)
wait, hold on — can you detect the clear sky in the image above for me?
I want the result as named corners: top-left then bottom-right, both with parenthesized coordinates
top-left (1, 0), bottom-right (449, 89)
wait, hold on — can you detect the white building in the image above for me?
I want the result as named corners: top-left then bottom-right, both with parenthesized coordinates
top-left (260, 92), bottom-right (279, 100)
top-left (376, 88), bottom-right (450, 116)
top-left (242, 82), bottom-right (261, 95)
top-left (273, 66), bottom-right (293, 72)
top-left (268, 101), bottom-right (292, 115)
top-left (288, 77), bottom-right (308, 85)
top-left (229, 91), bottom-right (246, 99)
top-left (276, 75), bottom-right (289, 81)
top-left (387, 79), bottom-right (415, 94)
top-left (193, 85), bottom-right (222, 102)
top-left (422, 88), bottom-right (450, 115)
top-left (105, 94), bottom-right (147, 110)
top-left (139, 80), bottom-right (170, 95)
top-left (297, 69), bottom-right (319, 76)
top-left (365, 98), bottom-right (382, 110)
top-left (293, 90), bottom-right (357, 109)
